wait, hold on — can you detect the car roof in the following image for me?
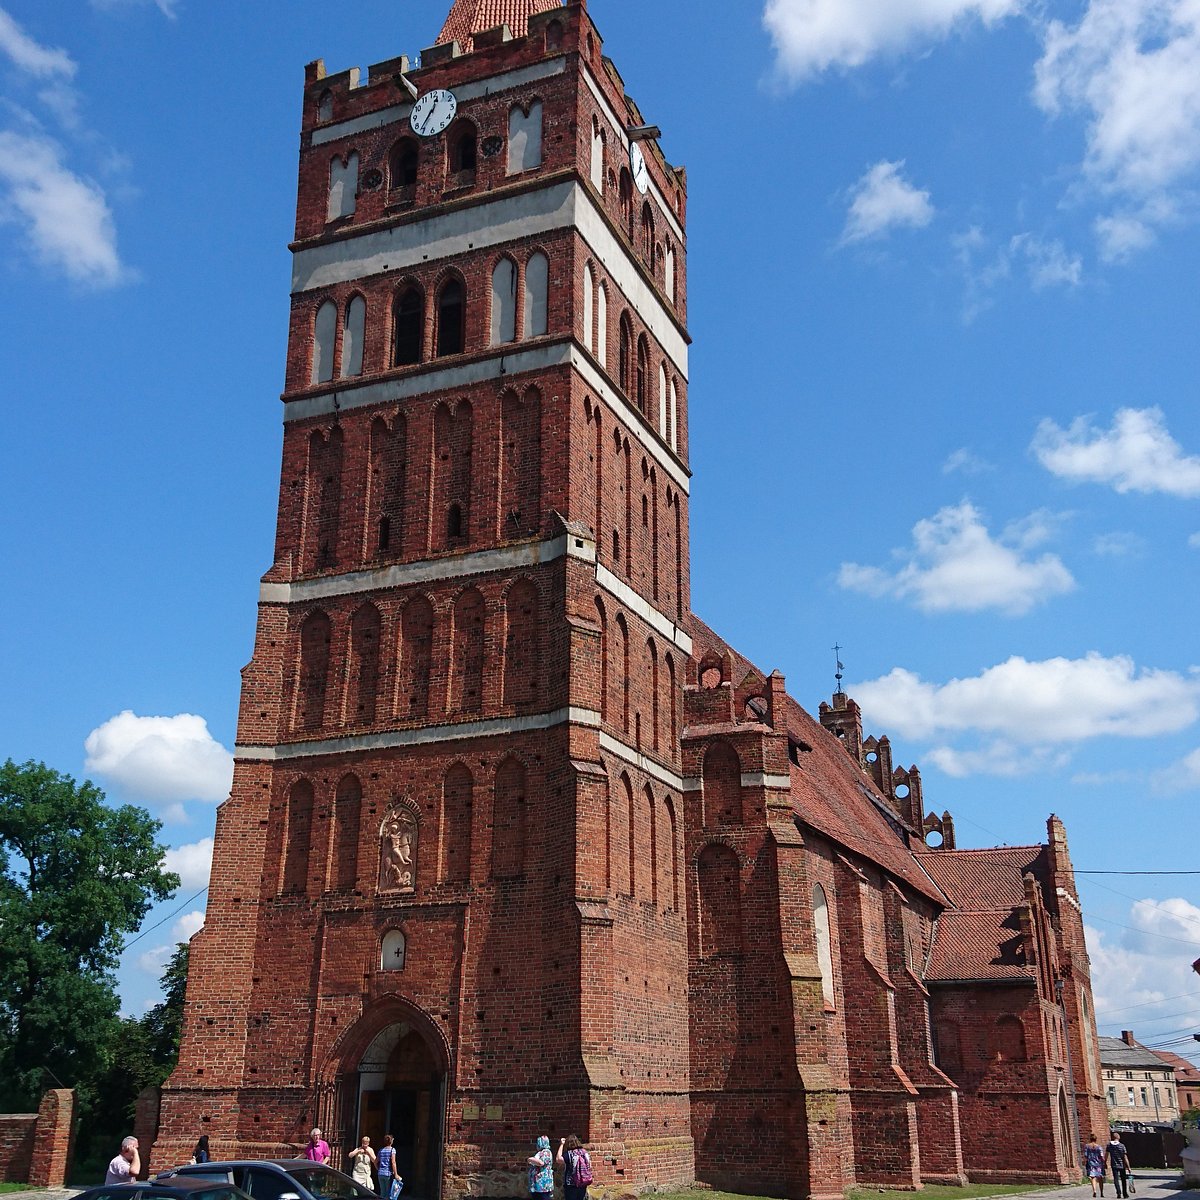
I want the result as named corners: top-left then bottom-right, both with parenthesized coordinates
top-left (172, 1160), bottom-right (326, 1169)
top-left (82, 1183), bottom-right (248, 1197)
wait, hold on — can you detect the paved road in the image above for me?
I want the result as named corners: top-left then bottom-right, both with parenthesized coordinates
top-left (1, 1173), bottom-right (1192, 1200)
top-left (1009, 1173), bottom-right (1191, 1200)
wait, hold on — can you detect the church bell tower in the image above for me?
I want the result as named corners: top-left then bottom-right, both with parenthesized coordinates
top-left (158, 3), bottom-right (696, 1196)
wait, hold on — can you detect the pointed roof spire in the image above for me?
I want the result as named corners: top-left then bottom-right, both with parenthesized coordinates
top-left (437, 0), bottom-right (562, 51)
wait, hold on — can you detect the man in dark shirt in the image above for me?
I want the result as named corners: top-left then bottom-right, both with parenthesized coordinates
top-left (1106, 1132), bottom-right (1131, 1199)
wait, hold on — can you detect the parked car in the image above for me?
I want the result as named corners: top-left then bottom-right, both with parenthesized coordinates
top-left (160, 1160), bottom-right (378, 1200)
top-left (77, 1177), bottom-right (252, 1200)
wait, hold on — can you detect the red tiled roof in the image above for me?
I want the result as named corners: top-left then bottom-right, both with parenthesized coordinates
top-left (1154, 1049), bottom-right (1200, 1081)
top-left (925, 910), bottom-right (1036, 983)
top-left (916, 847), bottom-right (1044, 912)
top-left (437, 0), bottom-right (561, 49)
top-left (783, 698), bottom-right (946, 904)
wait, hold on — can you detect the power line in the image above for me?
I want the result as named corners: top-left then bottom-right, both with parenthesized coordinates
top-left (1083, 911), bottom-right (1200, 949)
top-left (122, 887), bottom-right (209, 951)
top-left (1077, 870), bottom-right (1200, 876)
top-left (1096, 991), bottom-right (1200, 1017)
top-left (1078, 876), bottom-right (1200, 931)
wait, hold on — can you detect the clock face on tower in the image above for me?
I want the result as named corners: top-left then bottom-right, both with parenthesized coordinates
top-left (630, 141), bottom-right (650, 195)
top-left (411, 89), bottom-right (458, 138)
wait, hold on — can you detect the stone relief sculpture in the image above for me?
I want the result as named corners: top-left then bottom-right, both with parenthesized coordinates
top-left (379, 801), bottom-right (419, 894)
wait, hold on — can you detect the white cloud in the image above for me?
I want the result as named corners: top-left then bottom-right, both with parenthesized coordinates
top-left (1092, 530), bottom-right (1144, 557)
top-left (841, 160), bottom-right (935, 243)
top-left (136, 944), bottom-right (173, 976)
top-left (1190, 532), bottom-right (1200, 550)
top-left (838, 501), bottom-right (1075, 615)
top-left (1011, 233), bottom-right (1083, 289)
top-left (1152, 747), bottom-right (1200, 795)
top-left (1095, 213), bottom-right (1157, 262)
top-left (164, 838), bottom-right (214, 892)
top-left (1033, 407), bottom-right (1200, 498)
top-left (84, 711), bottom-right (234, 810)
top-left (943, 448), bottom-right (994, 476)
top-left (90, 0), bottom-right (180, 17)
top-left (1088, 902), bottom-right (1200, 1064)
top-left (0, 130), bottom-right (127, 287)
top-left (853, 653), bottom-right (1200, 749)
top-left (927, 741), bottom-right (1069, 778)
top-left (763, 0), bottom-right (1023, 80)
top-left (0, 8), bottom-right (76, 79)
top-left (1033, 0), bottom-right (1200, 254)
top-left (173, 910), bottom-right (205, 940)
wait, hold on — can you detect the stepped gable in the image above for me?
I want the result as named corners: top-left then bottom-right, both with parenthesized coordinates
top-left (782, 694), bottom-right (946, 903)
top-left (686, 614), bottom-right (946, 904)
top-left (917, 845), bottom-right (1044, 911)
top-left (437, 0), bottom-right (562, 49)
top-left (925, 909), bottom-right (1034, 983)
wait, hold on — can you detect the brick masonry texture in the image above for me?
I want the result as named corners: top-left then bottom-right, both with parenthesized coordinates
top-left (155, 4), bottom-right (1110, 1197)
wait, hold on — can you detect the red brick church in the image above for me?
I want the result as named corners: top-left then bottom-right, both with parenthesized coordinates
top-left (156, 2), bottom-right (1110, 1195)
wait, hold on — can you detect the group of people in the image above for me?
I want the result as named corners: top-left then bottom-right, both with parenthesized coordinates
top-left (527, 1135), bottom-right (594, 1200)
top-left (336, 1131), bottom-right (401, 1199)
top-left (1084, 1132), bottom-right (1135, 1199)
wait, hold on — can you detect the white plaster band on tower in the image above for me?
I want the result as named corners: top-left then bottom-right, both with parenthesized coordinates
top-left (235, 705), bottom-right (601, 762)
top-left (310, 57), bottom-right (567, 148)
top-left (290, 180), bottom-right (689, 376)
top-left (599, 734), bottom-right (685, 792)
top-left (284, 341), bottom-right (692, 494)
top-left (260, 528), bottom-right (693, 656)
top-left (741, 773), bottom-right (793, 790)
top-left (595, 563), bottom-right (692, 655)
top-left (261, 532), bottom-right (580, 605)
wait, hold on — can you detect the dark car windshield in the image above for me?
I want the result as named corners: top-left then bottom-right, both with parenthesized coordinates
top-left (285, 1167), bottom-right (373, 1200)
top-left (192, 1190), bottom-right (246, 1200)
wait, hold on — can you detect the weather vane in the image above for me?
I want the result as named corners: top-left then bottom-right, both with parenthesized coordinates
top-left (833, 643), bottom-right (845, 693)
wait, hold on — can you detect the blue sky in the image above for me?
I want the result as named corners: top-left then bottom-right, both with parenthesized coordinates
top-left (1, 0), bottom-right (1198, 1065)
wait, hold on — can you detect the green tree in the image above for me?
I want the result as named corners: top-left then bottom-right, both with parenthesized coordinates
top-left (0, 760), bottom-right (179, 1111)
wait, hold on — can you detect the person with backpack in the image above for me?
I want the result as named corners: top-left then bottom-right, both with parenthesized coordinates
top-left (556, 1134), bottom-right (593, 1200)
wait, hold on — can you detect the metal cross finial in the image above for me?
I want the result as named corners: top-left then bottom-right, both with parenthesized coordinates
top-left (833, 644), bottom-right (845, 693)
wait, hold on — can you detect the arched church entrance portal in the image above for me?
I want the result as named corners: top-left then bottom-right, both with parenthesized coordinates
top-left (349, 1023), bottom-right (445, 1200)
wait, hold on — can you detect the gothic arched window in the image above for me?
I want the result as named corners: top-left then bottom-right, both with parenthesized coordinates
top-left (348, 604), bottom-right (382, 725)
top-left (492, 758), bottom-right (528, 879)
top-left (524, 252), bottom-right (549, 338)
top-left (312, 300), bottom-right (337, 385)
top-left (697, 844), bottom-right (741, 957)
top-left (491, 258), bottom-right (517, 345)
top-left (297, 612), bottom-right (332, 731)
top-left (328, 152), bottom-right (359, 221)
top-left (389, 138), bottom-right (419, 192)
top-left (618, 314), bottom-right (633, 395)
top-left (393, 286), bottom-right (424, 366)
top-left (436, 278), bottom-right (466, 357)
top-left (340, 295), bottom-right (366, 379)
top-left (282, 780), bottom-right (315, 895)
top-left (813, 884), bottom-right (835, 1007)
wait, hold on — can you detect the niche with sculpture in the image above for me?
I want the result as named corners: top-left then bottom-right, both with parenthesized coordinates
top-left (378, 799), bottom-right (420, 895)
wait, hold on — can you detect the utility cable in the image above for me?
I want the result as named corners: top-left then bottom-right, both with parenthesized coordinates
top-left (122, 887), bottom-right (209, 950)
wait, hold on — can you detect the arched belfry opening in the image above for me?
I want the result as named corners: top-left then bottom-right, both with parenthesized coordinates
top-left (325, 1007), bottom-right (448, 1200)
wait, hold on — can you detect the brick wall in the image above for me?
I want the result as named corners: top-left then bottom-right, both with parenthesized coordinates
top-left (0, 1115), bottom-right (36, 1184)
top-left (0, 1089), bottom-right (76, 1187)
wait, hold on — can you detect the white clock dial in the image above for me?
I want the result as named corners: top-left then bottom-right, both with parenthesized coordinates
top-left (410, 89), bottom-right (458, 138)
top-left (630, 142), bottom-right (650, 195)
